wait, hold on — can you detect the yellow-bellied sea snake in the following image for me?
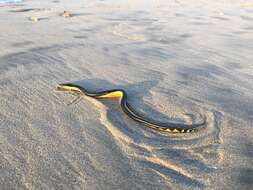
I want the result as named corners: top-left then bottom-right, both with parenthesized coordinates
top-left (57, 83), bottom-right (206, 133)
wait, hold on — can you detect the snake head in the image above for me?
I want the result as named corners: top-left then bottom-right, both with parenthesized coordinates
top-left (56, 84), bottom-right (82, 93)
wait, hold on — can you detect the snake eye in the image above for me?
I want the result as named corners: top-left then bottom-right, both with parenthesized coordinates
top-left (56, 85), bottom-right (64, 91)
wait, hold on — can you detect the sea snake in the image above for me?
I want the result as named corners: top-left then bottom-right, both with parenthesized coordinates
top-left (57, 83), bottom-right (206, 133)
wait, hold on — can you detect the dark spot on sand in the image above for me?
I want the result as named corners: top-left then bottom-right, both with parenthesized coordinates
top-left (240, 15), bottom-right (253, 21)
top-left (67, 12), bottom-right (92, 17)
top-left (211, 16), bottom-right (230, 21)
top-left (73, 35), bottom-right (88, 39)
top-left (190, 21), bottom-right (213, 26)
top-left (103, 47), bottom-right (110, 52)
top-left (146, 25), bottom-right (163, 31)
top-left (0, 4), bottom-right (25, 8)
top-left (243, 26), bottom-right (253, 31)
top-left (38, 17), bottom-right (49, 21)
top-left (9, 8), bottom-right (42, 13)
top-left (150, 36), bottom-right (182, 44)
top-left (174, 13), bottom-right (187, 17)
top-left (138, 47), bottom-right (175, 61)
top-left (178, 34), bottom-right (192, 38)
top-left (11, 41), bottom-right (34, 48)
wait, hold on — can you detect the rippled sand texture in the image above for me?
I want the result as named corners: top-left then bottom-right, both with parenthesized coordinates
top-left (0, 0), bottom-right (253, 189)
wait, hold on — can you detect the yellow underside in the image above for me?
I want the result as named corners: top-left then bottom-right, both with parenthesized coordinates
top-left (98, 91), bottom-right (123, 99)
top-left (59, 85), bottom-right (82, 93)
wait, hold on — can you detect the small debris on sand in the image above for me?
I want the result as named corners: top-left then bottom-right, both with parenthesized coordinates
top-left (28, 16), bottom-right (39, 22)
top-left (61, 10), bottom-right (71, 17)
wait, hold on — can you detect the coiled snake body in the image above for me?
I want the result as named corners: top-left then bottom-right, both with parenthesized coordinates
top-left (57, 83), bottom-right (206, 133)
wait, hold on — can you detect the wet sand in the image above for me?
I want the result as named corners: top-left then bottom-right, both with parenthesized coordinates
top-left (0, 0), bottom-right (253, 189)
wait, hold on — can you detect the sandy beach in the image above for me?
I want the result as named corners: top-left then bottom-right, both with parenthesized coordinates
top-left (0, 0), bottom-right (253, 189)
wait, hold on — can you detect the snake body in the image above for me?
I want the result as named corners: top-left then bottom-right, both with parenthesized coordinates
top-left (57, 83), bottom-right (206, 133)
